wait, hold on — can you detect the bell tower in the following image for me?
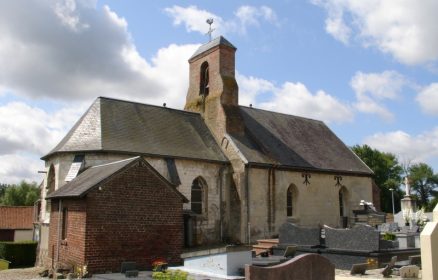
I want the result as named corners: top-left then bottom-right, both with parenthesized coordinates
top-left (185, 36), bottom-right (241, 140)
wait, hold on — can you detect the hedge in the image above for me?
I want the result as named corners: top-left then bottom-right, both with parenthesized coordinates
top-left (0, 241), bottom-right (37, 268)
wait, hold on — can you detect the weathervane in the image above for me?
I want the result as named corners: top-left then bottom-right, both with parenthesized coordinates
top-left (206, 18), bottom-right (215, 42)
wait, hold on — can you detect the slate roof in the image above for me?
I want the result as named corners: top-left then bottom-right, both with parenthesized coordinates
top-left (43, 97), bottom-right (227, 163)
top-left (0, 206), bottom-right (34, 229)
top-left (189, 36), bottom-right (236, 61)
top-left (46, 157), bottom-right (188, 202)
top-left (227, 106), bottom-right (373, 175)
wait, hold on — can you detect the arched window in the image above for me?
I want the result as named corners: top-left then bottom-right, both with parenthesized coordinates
top-left (199, 61), bottom-right (209, 96)
top-left (339, 187), bottom-right (348, 217)
top-left (287, 184), bottom-right (297, 217)
top-left (46, 165), bottom-right (55, 194)
top-left (191, 177), bottom-right (207, 215)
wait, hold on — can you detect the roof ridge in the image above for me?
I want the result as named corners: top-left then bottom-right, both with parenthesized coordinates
top-left (239, 105), bottom-right (324, 123)
top-left (90, 156), bottom-right (140, 169)
top-left (98, 96), bottom-right (201, 117)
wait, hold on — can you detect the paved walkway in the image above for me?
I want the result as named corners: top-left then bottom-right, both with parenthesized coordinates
top-left (0, 267), bottom-right (423, 280)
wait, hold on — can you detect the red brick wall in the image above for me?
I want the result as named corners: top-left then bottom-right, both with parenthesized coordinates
top-left (84, 164), bottom-right (184, 273)
top-left (0, 206), bottom-right (34, 229)
top-left (48, 199), bottom-right (86, 270)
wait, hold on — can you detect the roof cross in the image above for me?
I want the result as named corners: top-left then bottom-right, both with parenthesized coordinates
top-left (206, 18), bottom-right (215, 42)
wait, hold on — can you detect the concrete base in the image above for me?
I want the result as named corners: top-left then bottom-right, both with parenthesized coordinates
top-left (180, 246), bottom-right (251, 278)
top-left (401, 196), bottom-right (417, 216)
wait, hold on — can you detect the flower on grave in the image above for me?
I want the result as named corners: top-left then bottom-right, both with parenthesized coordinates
top-left (152, 258), bottom-right (168, 272)
top-left (415, 207), bottom-right (429, 227)
top-left (402, 208), bottom-right (412, 224)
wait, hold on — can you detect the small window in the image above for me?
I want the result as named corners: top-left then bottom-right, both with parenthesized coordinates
top-left (339, 187), bottom-right (347, 217)
top-left (61, 207), bottom-right (68, 240)
top-left (199, 61), bottom-right (209, 96)
top-left (287, 185), bottom-right (297, 217)
top-left (191, 177), bottom-right (207, 215)
top-left (46, 165), bottom-right (55, 194)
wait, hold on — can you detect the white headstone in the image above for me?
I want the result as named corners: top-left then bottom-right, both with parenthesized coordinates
top-left (420, 205), bottom-right (438, 280)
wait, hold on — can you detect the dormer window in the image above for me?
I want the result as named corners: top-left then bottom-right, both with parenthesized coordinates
top-left (200, 61), bottom-right (209, 96)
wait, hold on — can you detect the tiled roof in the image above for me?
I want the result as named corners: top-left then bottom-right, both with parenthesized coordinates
top-left (43, 97), bottom-right (227, 163)
top-left (189, 36), bottom-right (236, 61)
top-left (0, 206), bottom-right (34, 230)
top-left (227, 106), bottom-right (373, 175)
top-left (46, 157), bottom-right (188, 202)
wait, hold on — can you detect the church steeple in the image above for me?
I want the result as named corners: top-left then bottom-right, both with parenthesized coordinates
top-left (185, 36), bottom-right (240, 140)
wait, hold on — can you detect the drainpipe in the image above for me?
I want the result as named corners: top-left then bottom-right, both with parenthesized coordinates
top-left (218, 164), bottom-right (226, 242)
top-left (55, 199), bottom-right (62, 280)
top-left (245, 164), bottom-right (251, 244)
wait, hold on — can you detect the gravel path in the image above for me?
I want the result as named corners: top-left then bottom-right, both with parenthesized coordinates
top-left (0, 267), bottom-right (44, 280)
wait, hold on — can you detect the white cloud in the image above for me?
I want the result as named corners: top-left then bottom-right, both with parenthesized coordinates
top-left (237, 74), bottom-right (353, 123)
top-left (0, 102), bottom-right (83, 156)
top-left (235, 6), bottom-right (279, 33)
top-left (312, 0), bottom-right (438, 65)
top-left (0, 101), bottom-right (86, 184)
top-left (236, 73), bottom-right (275, 107)
top-left (0, 154), bottom-right (45, 184)
top-left (364, 128), bottom-right (438, 165)
top-left (416, 83), bottom-right (438, 115)
top-left (0, 0), bottom-right (198, 108)
top-left (164, 5), bottom-right (224, 34)
top-left (350, 71), bottom-right (407, 121)
top-left (165, 5), bottom-right (279, 36)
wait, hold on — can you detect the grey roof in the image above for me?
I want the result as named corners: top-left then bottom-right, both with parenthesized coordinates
top-left (46, 157), bottom-right (139, 199)
top-left (189, 36), bottom-right (236, 61)
top-left (43, 97), bottom-right (227, 162)
top-left (46, 157), bottom-right (188, 202)
top-left (227, 106), bottom-right (373, 175)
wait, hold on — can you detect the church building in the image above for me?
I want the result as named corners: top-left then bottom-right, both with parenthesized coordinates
top-left (36, 36), bottom-right (374, 273)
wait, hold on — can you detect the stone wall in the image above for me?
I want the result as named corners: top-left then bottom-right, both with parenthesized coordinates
top-left (40, 153), bottom-right (227, 246)
top-left (248, 168), bottom-right (373, 240)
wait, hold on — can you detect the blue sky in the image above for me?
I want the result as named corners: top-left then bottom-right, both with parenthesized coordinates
top-left (0, 0), bottom-right (437, 183)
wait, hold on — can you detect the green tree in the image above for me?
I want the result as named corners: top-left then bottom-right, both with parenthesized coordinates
top-left (409, 163), bottom-right (438, 210)
top-left (0, 183), bottom-right (8, 198)
top-left (351, 145), bottom-right (404, 213)
top-left (0, 181), bottom-right (40, 206)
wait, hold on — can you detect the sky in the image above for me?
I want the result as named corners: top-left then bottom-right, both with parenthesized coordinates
top-left (0, 0), bottom-right (437, 184)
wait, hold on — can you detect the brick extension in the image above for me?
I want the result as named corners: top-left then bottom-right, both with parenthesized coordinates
top-left (48, 160), bottom-right (185, 274)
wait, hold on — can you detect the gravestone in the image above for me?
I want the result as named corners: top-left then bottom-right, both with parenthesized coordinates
top-left (245, 253), bottom-right (334, 280)
top-left (399, 265), bottom-right (419, 278)
top-left (324, 224), bottom-right (380, 251)
top-left (278, 223), bottom-right (320, 247)
top-left (378, 223), bottom-right (399, 232)
top-left (350, 263), bottom-right (367, 275)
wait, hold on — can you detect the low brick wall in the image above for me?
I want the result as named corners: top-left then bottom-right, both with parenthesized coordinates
top-left (245, 253), bottom-right (334, 280)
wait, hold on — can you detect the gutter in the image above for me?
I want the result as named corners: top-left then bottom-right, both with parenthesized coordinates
top-left (55, 199), bottom-right (62, 280)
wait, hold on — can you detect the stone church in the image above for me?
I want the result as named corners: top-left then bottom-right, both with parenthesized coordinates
top-left (36, 36), bottom-right (374, 271)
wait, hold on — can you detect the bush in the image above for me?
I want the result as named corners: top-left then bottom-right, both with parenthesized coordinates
top-left (382, 232), bottom-right (396, 241)
top-left (152, 269), bottom-right (190, 280)
top-left (0, 241), bottom-right (37, 268)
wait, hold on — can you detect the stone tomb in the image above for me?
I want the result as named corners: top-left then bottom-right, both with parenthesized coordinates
top-left (245, 253), bottom-right (334, 280)
top-left (172, 245), bottom-right (251, 279)
top-left (278, 223), bottom-right (321, 247)
top-left (276, 223), bottom-right (420, 270)
top-left (324, 225), bottom-right (380, 251)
